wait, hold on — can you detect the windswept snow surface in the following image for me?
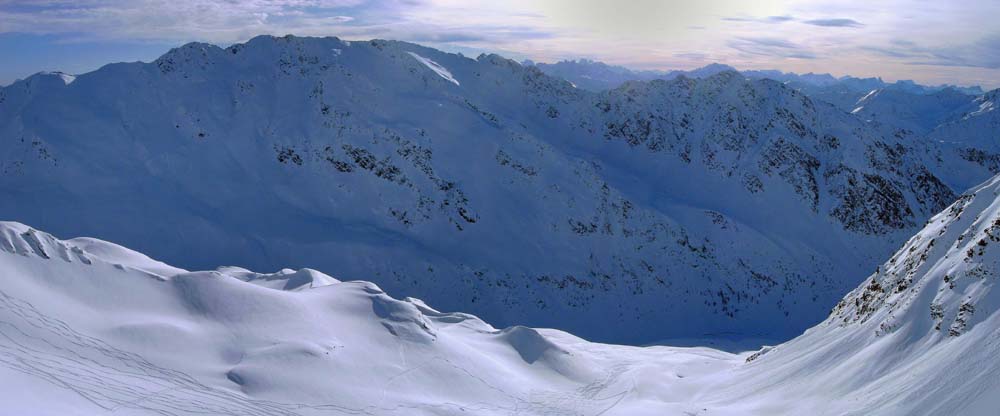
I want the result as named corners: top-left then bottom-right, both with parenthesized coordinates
top-left (5, 187), bottom-right (1000, 415)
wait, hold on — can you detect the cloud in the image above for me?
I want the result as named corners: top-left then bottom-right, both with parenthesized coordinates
top-left (727, 37), bottom-right (817, 59)
top-left (865, 34), bottom-right (1000, 69)
top-left (802, 18), bottom-right (863, 28)
top-left (723, 15), bottom-right (863, 28)
top-left (722, 15), bottom-right (794, 24)
top-left (0, 1), bottom-right (408, 43)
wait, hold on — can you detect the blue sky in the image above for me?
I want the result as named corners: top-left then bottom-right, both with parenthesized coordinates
top-left (1, 0), bottom-right (998, 88)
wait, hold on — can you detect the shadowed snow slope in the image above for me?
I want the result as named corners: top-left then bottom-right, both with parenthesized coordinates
top-left (3, 193), bottom-right (1000, 415)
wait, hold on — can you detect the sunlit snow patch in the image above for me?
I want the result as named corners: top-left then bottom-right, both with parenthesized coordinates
top-left (407, 52), bottom-right (460, 86)
top-left (42, 71), bottom-right (75, 85)
top-left (57, 73), bottom-right (76, 85)
top-left (855, 88), bottom-right (879, 105)
top-left (970, 98), bottom-right (995, 117)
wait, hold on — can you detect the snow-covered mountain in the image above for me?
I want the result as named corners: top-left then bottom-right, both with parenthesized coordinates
top-left (529, 60), bottom-right (736, 91)
top-left (0, 35), bottom-right (974, 344)
top-left (849, 87), bottom-right (983, 134)
top-left (4, 184), bottom-right (1000, 414)
top-left (927, 88), bottom-right (1000, 191)
top-left (531, 58), bottom-right (983, 99)
top-left (528, 59), bottom-right (667, 91)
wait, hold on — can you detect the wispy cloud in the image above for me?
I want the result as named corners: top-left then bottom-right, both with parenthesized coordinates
top-left (723, 15), bottom-right (794, 24)
top-left (722, 15), bottom-right (863, 28)
top-left (865, 34), bottom-right (1000, 69)
top-left (727, 37), bottom-right (817, 59)
top-left (802, 18), bottom-right (863, 28)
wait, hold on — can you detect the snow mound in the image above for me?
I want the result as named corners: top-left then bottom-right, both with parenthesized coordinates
top-left (222, 266), bottom-right (340, 291)
top-left (497, 325), bottom-right (569, 364)
top-left (407, 51), bottom-right (460, 85)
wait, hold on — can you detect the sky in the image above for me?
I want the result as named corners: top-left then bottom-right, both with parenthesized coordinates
top-left (1, 0), bottom-right (998, 89)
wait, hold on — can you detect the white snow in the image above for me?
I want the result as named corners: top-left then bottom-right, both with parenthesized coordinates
top-left (38, 71), bottom-right (75, 85)
top-left (857, 88), bottom-right (880, 103)
top-left (4, 196), bottom-right (1000, 414)
top-left (57, 73), bottom-right (76, 85)
top-left (969, 98), bottom-right (995, 117)
top-left (407, 51), bottom-right (460, 85)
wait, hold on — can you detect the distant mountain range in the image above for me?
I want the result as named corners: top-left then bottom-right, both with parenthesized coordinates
top-left (529, 59), bottom-right (985, 98)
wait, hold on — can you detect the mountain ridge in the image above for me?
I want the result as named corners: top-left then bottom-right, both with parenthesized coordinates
top-left (0, 34), bottom-right (986, 344)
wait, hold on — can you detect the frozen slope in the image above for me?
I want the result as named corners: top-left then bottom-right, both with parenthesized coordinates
top-left (5, 202), bottom-right (1000, 414)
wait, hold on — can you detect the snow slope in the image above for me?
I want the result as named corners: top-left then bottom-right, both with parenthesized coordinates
top-left (4, 198), bottom-right (1000, 414)
top-left (709, 172), bottom-right (1000, 415)
top-left (0, 220), bottom-right (744, 415)
top-left (0, 35), bottom-right (972, 344)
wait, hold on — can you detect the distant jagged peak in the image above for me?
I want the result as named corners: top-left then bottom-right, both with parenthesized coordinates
top-left (684, 62), bottom-right (738, 77)
top-left (157, 40), bottom-right (226, 60)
